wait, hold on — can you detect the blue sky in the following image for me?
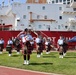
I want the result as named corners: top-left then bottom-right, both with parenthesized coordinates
top-left (0, 0), bottom-right (26, 6)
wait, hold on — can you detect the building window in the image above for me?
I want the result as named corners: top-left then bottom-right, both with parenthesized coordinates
top-left (44, 15), bottom-right (47, 19)
top-left (59, 16), bottom-right (62, 19)
top-left (28, 25), bottom-right (32, 30)
top-left (59, 0), bottom-right (62, 2)
top-left (58, 25), bottom-right (60, 29)
top-left (72, 26), bottom-right (75, 29)
top-left (27, 6), bottom-right (30, 9)
top-left (14, 3), bottom-right (17, 7)
top-left (23, 15), bottom-right (26, 19)
top-left (63, 0), bottom-right (66, 4)
top-left (42, 6), bottom-right (45, 10)
top-left (67, 0), bottom-right (70, 1)
top-left (63, 0), bottom-right (66, 2)
top-left (39, 25), bottom-right (42, 29)
top-left (37, 15), bottom-right (40, 19)
top-left (59, 7), bottom-right (62, 10)
top-left (47, 25), bottom-right (50, 31)
top-left (67, 2), bottom-right (70, 4)
top-left (52, 1), bottom-right (54, 3)
top-left (73, 8), bottom-right (76, 11)
top-left (56, 0), bottom-right (58, 3)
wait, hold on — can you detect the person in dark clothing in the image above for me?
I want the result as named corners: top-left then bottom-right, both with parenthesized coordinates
top-left (6, 38), bottom-right (13, 56)
top-left (0, 38), bottom-right (4, 54)
top-left (35, 33), bottom-right (43, 57)
top-left (63, 37), bottom-right (68, 56)
top-left (14, 38), bottom-right (21, 54)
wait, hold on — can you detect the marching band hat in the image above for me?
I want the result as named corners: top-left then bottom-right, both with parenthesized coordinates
top-left (24, 28), bottom-right (28, 32)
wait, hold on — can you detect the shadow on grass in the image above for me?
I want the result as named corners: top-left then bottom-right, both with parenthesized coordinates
top-left (29, 62), bottom-right (53, 65)
top-left (64, 56), bottom-right (76, 58)
top-left (42, 55), bottom-right (56, 58)
top-left (12, 54), bottom-right (20, 57)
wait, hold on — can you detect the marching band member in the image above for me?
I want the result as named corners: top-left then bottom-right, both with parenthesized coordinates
top-left (35, 33), bottom-right (43, 57)
top-left (17, 28), bottom-right (33, 65)
top-left (14, 37), bottom-right (21, 54)
top-left (6, 37), bottom-right (13, 56)
top-left (45, 38), bottom-right (51, 54)
top-left (30, 38), bottom-right (34, 51)
top-left (63, 37), bottom-right (68, 56)
top-left (57, 36), bottom-right (64, 58)
top-left (45, 37), bottom-right (56, 54)
top-left (0, 38), bottom-right (4, 54)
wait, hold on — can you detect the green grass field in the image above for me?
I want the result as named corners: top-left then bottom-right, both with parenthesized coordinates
top-left (0, 50), bottom-right (76, 75)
